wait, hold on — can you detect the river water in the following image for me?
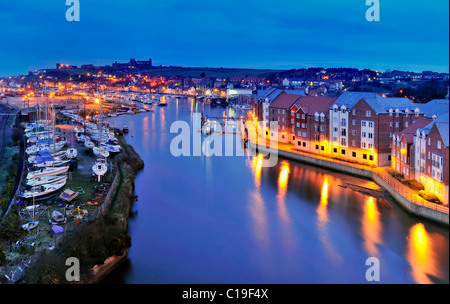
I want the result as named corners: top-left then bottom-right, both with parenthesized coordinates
top-left (103, 97), bottom-right (449, 284)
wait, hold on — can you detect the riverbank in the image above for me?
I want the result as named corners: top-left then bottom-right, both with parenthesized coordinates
top-left (249, 141), bottom-right (449, 226)
top-left (8, 129), bottom-right (144, 284)
top-left (79, 131), bottom-right (144, 283)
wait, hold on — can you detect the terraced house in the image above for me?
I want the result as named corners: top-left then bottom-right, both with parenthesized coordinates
top-left (413, 113), bottom-right (449, 206)
top-left (290, 96), bottom-right (337, 153)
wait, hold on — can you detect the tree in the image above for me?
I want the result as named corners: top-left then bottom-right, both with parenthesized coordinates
top-left (0, 211), bottom-right (26, 251)
top-left (0, 245), bottom-right (7, 267)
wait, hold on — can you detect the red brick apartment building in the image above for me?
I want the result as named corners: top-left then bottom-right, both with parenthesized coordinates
top-left (268, 93), bottom-right (302, 143)
top-left (290, 96), bottom-right (337, 154)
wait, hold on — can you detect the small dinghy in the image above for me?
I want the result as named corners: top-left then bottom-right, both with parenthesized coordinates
top-left (51, 225), bottom-right (64, 235)
top-left (93, 146), bottom-right (110, 158)
top-left (65, 148), bottom-right (78, 159)
top-left (84, 140), bottom-right (95, 149)
top-left (92, 159), bottom-right (107, 182)
top-left (59, 189), bottom-right (79, 202)
top-left (49, 210), bottom-right (67, 225)
top-left (21, 221), bottom-right (39, 231)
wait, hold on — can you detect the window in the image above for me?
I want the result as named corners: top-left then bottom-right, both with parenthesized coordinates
top-left (369, 155), bottom-right (374, 161)
top-left (333, 148), bottom-right (338, 153)
top-left (302, 114), bottom-right (305, 119)
top-left (352, 120), bottom-right (356, 126)
top-left (298, 141), bottom-right (301, 146)
top-left (321, 146), bottom-right (325, 151)
top-left (341, 149), bottom-right (346, 155)
top-left (363, 154), bottom-right (368, 160)
top-left (362, 121), bottom-right (367, 127)
top-left (302, 142), bottom-right (306, 147)
top-left (315, 144), bottom-right (319, 150)
top-left (303, 132), bottom-right (307, 137)
top-left (297, 131), bottom-right (301, 136)
top-left (320, 125), bottom-right (325, 131)
top-left (282, 110), bottom-right (285, 114)
top-left (315, 115), bottom-right (319, 122)
top-left (362, 142), bottom-right (366, 148)
top-left (438, 141), bottom-right (442, 149)
top-left (320, 116), bottom-right (325, 122)
top-left (341, 129), bottom-right (346, 136)
top-left (352, 152), bottom-right (357, 157)
top-left (368, 122), bottom-right (373, 128)
top-left (366, 111), bottom-right (371, 117)
top-left (341, 119), bottom-right (347, 127)
top-left (362, 132), bottom-right (366, 138)
top-left (341, 138), bottom-right (347, 146)
top-left (352, 109), bottom-right (356, 115)
top-left (296, 113), bottom-right (300, 119)
top-left (277, 109), bottom-right (280, 114)
top-left (428, 138), bottom-right (431, 145)
top-left (368, 143), bottom-right (373, 149)
top-left (352, 140), bottom-right (356, 146)
top-left (389, 122), bottom-right (393, 127)
top-left (405, 122), bottom-right (408, 128)
top-left (395, 122), bottom-right (399, 128)
top-left (368, 133), bottom-right (373, 139)
top-left (296, 122), bottom-right (300, 128)
top-left (301, 123), bottom-right (306, 128)
top-left (352, 130), bottom-right (356, 136)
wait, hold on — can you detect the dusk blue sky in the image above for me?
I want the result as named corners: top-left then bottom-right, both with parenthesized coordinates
top-left (0, 0), bottom-right (448, 76)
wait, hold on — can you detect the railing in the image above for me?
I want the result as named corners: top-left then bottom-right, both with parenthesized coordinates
top-left (374, 169), bottom-right (449, 214)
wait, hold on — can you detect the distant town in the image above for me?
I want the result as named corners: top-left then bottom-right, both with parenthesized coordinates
top-left (1, 58), bottom-right (449, 105)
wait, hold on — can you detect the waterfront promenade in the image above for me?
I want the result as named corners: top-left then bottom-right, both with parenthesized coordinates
top-left (246, 123), bottom-right (449, 225)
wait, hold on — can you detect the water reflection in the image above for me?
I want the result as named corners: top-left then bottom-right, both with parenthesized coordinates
top-left (316, 176), bottom-right (342, 264)
top-left (362, 197), bottom-right (382, 257)
top-left (317, 177), bottom-right (329, 226)
top-left (249, 154), bottom-right (269, 249)
top-left (407, 223), bottom-right (437, 284)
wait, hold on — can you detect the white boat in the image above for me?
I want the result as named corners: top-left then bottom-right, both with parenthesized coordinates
top-left (20, 180), bottom-right (66, 199)
top-left (26, 141), bottom-right (66, 155)
top-left (26, 166), bottom-right (70, 179)
top-left (92, 159), bottom-right (107, 182)
top-left (33, 159), bottom-right (71, 168)
top-left (48, 211), bottom-right (66, 225)
top-left (26, 175), bottom-right (67, 187)
top-left (28, 150), bottom-right (67, 164)
top-left (84, 140), bottom-right (95, 149)
top-left (104, 144), bottom-right (121, 153)
top-left (93, 146), bottom-right (110, 158)
top-left (21, 221), bottom-right (39, 230)
top-left (65, 148), bottom-right (78, 159)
